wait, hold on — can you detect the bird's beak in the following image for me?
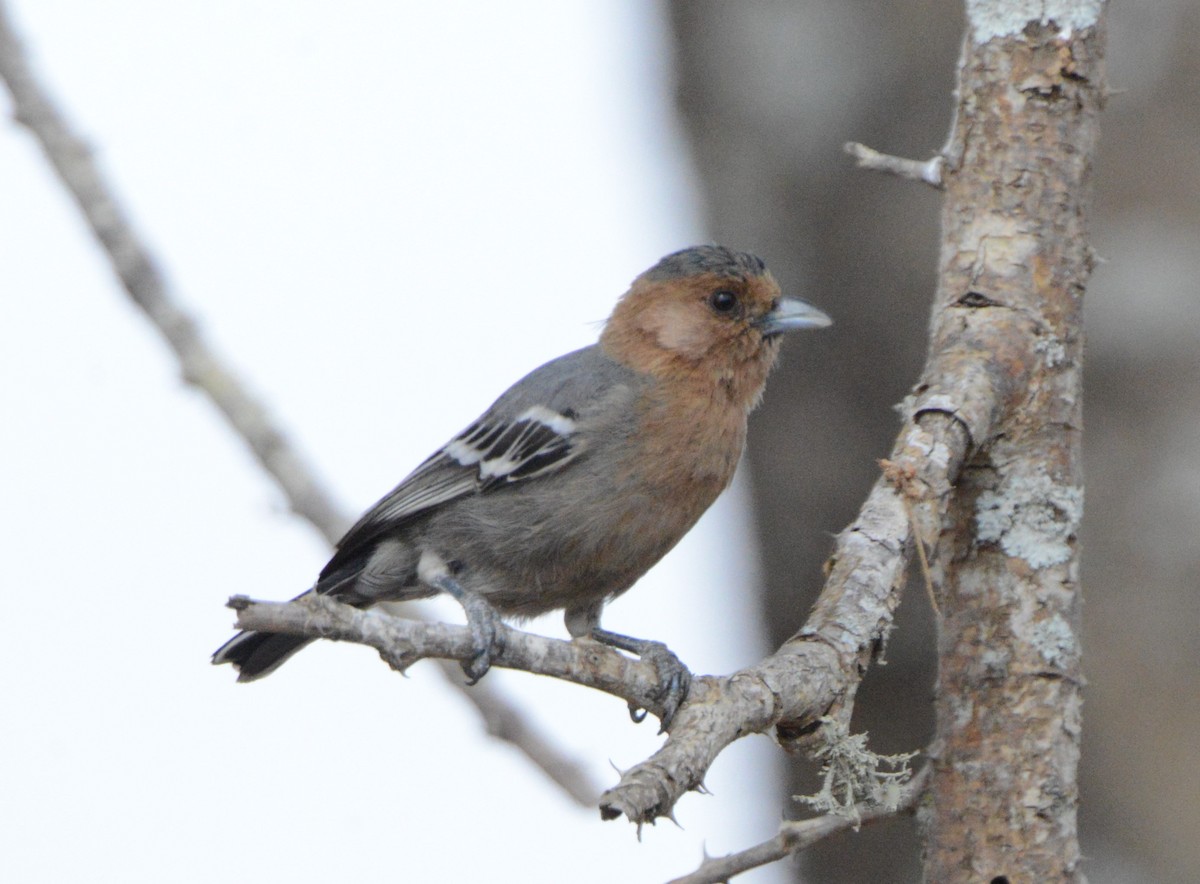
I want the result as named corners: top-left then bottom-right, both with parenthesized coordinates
top-left (755, 298), bottom-right (832, 336)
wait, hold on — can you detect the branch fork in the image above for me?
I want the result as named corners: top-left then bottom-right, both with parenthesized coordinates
top-left (229, 367), bottom-right (997, 830)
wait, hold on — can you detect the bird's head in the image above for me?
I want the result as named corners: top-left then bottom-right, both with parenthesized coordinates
top-left (600, 245), bottom-right (830, 406)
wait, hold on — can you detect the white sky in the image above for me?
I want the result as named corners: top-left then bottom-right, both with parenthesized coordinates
top-left (0, 3), bottom-right (789, 882)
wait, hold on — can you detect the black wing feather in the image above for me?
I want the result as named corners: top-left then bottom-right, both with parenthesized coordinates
top-left (331, 408), bottom-right (583, 558)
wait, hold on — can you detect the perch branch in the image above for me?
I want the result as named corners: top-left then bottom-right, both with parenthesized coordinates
top-left (227, 285), bottom-right (1028, 829)
top-left (0, 1), bottom-right (597, 807)
top-left (229, 594), bottom-right (673, 717)
top-left (668, 766), bottom-right (930, 884)
top-left (597, 280), bottom-right (1036, 822)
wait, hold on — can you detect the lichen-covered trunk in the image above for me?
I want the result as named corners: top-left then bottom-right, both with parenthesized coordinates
top-left (923, 7), bottom-right (1105, 880)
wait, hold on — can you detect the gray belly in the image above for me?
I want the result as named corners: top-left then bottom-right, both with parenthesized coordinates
top-left (419, 476), bottom-right (718, 620)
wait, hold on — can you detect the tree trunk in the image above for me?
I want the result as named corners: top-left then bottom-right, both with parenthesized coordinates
top-left (921, 6), bottom-right (1105, 880)
top-left (669, 1), bottom-right (1111, 879)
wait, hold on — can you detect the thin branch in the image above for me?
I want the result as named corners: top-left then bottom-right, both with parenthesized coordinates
top-left (0, 6), bottom-right (347, 540)
top-left (460, 674), bottom-right (598, 805)
top-left (229, 594), bottom-right (673, 717)
top-left (904, 496), bottom-right (940, 618)
top-left (0, 1), bottom-right (597, 806)
top-left (668, 766), bottom-right (929, 884)
top-left (843, 141), bottom-right (945, 188)
top-left (884, 458), bottom-right (942, 618)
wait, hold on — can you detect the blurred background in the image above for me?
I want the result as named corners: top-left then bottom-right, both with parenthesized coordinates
top-left (1, 2), bottom-right (1196, 882)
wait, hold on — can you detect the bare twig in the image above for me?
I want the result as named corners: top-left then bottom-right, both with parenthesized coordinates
top-left (6, 22), bottom-right (353, 546)
top-left (460, 675), bottom-right (598, 804)
top-left (844, 141), bottom-right (945, 188)
top-left (903, 497), bottom-right (940, 618)
top-left (669, 766), bottom-right (929, 884)
top-left (882, 458), bottom-right (942, 618)
top-left (0, 1), bottom-right (597, 806)
top-left (229, 594), bottom-right (675, 719)
top-left (1, 5), bottom-right (343, 537)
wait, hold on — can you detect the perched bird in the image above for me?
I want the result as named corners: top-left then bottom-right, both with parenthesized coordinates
top-left (214, 245), bottom-right (829, 723)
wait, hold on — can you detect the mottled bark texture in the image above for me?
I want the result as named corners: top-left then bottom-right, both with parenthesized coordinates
top-left (919, 10), bottom-right (1103, 881)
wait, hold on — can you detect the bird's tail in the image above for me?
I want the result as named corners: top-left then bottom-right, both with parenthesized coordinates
top-left (211, 629), bottom-right (315, 682)
top-left (213, 565), bottom-right (371, 681)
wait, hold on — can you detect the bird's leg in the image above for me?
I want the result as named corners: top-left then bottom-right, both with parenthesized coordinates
top-left (590, 628), bottom-right (692, 732)
top-left (428, 573), bottom-right (504, 685)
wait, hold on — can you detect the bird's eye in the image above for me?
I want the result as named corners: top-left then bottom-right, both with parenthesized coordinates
top-left (708, 290), bottom-right (739, 316)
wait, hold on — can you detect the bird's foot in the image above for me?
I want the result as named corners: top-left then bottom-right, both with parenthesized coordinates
top-left (591, 628), bottom-right (692, 732)
top-left (432, 575), bottom-right (504, 684)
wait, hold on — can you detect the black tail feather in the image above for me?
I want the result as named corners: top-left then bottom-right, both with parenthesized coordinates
top-left (212, 630), bottom-right (315, 682)
top-left (214, 571), bottom-right (368, 681)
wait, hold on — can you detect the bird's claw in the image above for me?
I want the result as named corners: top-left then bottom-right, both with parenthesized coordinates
top-left (592, 629), bottom-right (692, 732)
top-left (462, 654), bottom-right (490, 685)
top-left (636, 641), bottom-right (691, 732)
top-left (432, 574), bottom-right (504, 684)
top-left (459, 593), bottom-right (503, 685)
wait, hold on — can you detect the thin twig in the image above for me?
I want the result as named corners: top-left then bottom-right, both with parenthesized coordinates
top-left (669, 766), bottom-right (929, 884)
top-left (903, 496), bottom-right (941, 618)
top-left (229, 594), bottom-right (675, 719)
top-left (844, 141), bottom-right (945, 188)
top-left (880, 457), bottom-right (942, 618)
top-left (0, 1), bottom-right (597, 806)
top-left (0, 5), bottom-right (343, 538)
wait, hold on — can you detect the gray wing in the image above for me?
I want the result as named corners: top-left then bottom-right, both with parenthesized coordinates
top-left (329, 345), bottom-right (640, 558)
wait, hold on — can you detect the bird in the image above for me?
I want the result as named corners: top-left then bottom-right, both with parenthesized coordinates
top-left (213, 245), bottom-right (830, 725)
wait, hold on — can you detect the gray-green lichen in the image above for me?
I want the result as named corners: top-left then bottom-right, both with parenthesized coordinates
top-left (1034, 335), bottom-right (1068, 369)
top-left (975, 468), bottom-right (1083, 568)
top-left (966, 0), bottom-right (1103, 42)
top-left (794, 717), bottom-right (917, 824)
top-left (1028, 613), bottom-right (1077, 667)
